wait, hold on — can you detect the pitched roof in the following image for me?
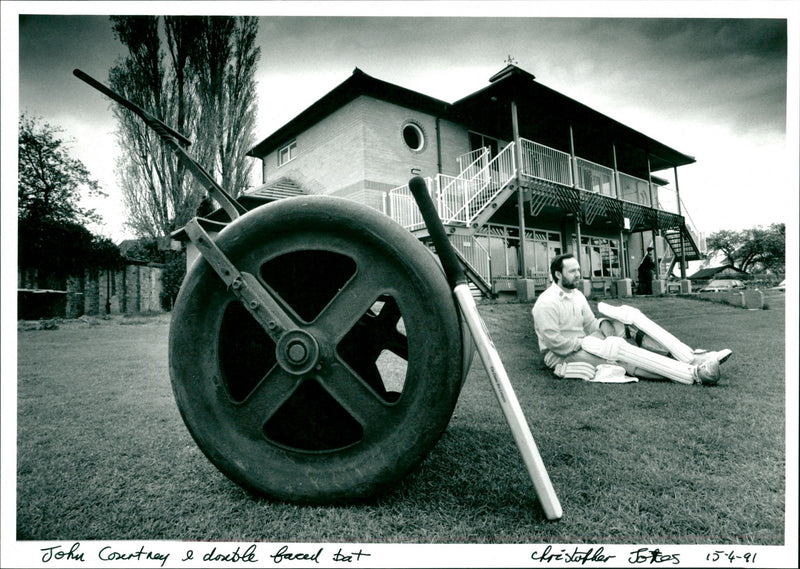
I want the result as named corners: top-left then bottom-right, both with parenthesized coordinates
top-left (449, 65), bottom-right (695, 174)
top-left (248, 65), bottom-right (696, 176)
top-left (247, 68), bottom-right (449, 158)
top-left (248, 177), bottom-right (305, 201)
top-left (688, 264), bottom-right (749, 280)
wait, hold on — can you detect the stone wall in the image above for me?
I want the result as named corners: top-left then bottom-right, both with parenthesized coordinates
top-left (18, 263), bottom-right (165, 319)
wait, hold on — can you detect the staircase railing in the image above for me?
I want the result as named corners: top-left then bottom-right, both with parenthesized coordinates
top-left (387, 177), bottom-right (434, 231)
top-left (435, 173), bottom-right (466, 223)
top-left (449, 233), bottom-right (492, 287)
top-left (465, 142), bottom-right (517, 225)
top-left (679, 198), bottom-right (705, 254)
top-left (439, 141), bottom-right (516, 225)
top-left (457, 147), bottom-right (490, 174)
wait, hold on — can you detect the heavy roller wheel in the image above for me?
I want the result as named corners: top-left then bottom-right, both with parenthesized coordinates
top-left (169, 196), bottom-right (467, 504)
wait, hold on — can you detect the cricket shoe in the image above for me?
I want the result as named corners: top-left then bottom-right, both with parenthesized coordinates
top-left (691, 348), bottom-right (733, 366)
top-left (692, 357), bottom-right (721, 385)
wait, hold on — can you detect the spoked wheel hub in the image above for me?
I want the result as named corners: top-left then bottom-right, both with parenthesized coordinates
top-left (276, 329), bottom-right (320, 375)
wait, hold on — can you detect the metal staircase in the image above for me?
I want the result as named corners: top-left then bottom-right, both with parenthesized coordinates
top-left (659, 226), bottom-right (704, 277)
top-left (452, 247), bottom-right (494, 298)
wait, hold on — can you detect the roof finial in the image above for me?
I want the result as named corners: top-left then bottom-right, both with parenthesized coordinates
top-left (505, 54), bottom-right (518, 66)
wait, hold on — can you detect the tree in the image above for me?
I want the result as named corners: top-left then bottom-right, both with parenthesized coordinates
top-left (18, 113), bottom-right (105, 225)
top-left (18, 115), bottom-right (123, 287)
top-left (706, 223), bottom-right (785, 273)
top-left (109, 16), bottom-right (260, 239)
top-left (188, 16), bottom-right (260, 202)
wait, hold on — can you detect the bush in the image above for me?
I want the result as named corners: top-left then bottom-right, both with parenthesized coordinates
top-left (160, 251), bottom-right (186, 311)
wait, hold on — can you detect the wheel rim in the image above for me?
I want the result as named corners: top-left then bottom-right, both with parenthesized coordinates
top-left (169, 196), bottom-right (465, 502)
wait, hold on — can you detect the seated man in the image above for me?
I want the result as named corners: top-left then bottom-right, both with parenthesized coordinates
top-left (532, 253), bottom-right (731, 385)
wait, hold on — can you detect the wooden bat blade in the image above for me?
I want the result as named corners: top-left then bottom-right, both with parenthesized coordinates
top-left (454, 285), bottom-right (562, 520)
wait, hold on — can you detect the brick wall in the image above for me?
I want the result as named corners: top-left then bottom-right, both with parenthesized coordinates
top-left (262, 98), bottom-right (367, 193)
top-left (18, 264), bottom-right (165, 319)
top-left (65, 275), bottom-right (84, 318)
top-left (83, 270), bottom-right (100, 315)
top-left (438, 119), bottom-right (472, 176)
top-left (259, 96), bottom-right (474, 195)
top-left (124, 265), bottom-right (141, 313)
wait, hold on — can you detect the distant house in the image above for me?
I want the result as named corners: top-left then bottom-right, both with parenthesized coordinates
top-left (688, 264), bottom-right (750, 282)
top-left (185, 64), bottom-right (707, 298)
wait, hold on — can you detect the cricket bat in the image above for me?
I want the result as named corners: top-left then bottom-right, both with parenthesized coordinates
top-left (408, 176), bottom-right (562, 520)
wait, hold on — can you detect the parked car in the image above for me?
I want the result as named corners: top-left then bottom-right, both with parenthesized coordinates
top-left (698, 279), bottom-right (746, 293)
top-left (771, 279), bottom-right (786, 292)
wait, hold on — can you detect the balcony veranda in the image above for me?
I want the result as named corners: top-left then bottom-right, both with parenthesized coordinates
top-left (387, 137), bottom-right (700, 249)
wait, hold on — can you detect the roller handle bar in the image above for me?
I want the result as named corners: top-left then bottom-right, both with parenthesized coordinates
top-left (73, 69), bottom-right (192, 147)
top-left (408, 176), bottom-right (467, 289)
top-left (73, 69), bottom-right (247, 220)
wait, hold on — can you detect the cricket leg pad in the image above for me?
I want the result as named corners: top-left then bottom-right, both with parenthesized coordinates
top-left (598, 302), bottom-right (695, 363)
top-left (581, 335), bottom-right (702, 385)
top-left (554, 362), bottom-right (596, 380)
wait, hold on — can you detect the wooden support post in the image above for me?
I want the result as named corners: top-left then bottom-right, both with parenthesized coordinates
top-left (569, 125), bottom-right (578, 188)
top-left (673, 165), bottom-right (687, 280)
top-left (512, 100), bottom-right (527, 278)
top-left (620, 230), bottom-right (628, 279)
top-left (646, 153), bottom-right (656, 209)
top-left (646, 154), bottom-right (659, 278)
top-left (568, 124), bottom-right (583, 269)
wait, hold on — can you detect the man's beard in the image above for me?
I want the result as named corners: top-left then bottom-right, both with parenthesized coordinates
top-left (561, 278), bottom-right (579, 290)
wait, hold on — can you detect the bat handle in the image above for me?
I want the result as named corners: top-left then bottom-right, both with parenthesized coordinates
top-left (408, 176), bottom-right (467, 289)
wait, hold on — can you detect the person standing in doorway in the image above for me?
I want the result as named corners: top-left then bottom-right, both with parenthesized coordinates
top-left (637, 246), bottom-right (655, 295)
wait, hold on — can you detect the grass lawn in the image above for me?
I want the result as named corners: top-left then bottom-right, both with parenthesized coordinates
top-left (15, 293), bottom-right (786, 544)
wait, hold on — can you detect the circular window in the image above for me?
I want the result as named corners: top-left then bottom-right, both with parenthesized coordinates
top-left (402, 122), bottom-right (425, 152)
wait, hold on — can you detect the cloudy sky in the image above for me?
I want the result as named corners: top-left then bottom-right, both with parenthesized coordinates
top-left (3, 3), bottom-right (798, 244)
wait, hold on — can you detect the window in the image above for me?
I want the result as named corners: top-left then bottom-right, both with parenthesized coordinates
top-left (469, 131), bottom-right (500, 158)
top-left (278, 141), bottom-right (297, 166)
top-left (580, 236), bottom-right (621, 279)
top-left (479, 224), bottom-right (560, 281)
top-left (402, 122), bottom-right (425, 152)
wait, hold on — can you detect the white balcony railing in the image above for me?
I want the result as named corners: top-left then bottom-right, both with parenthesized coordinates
top-left (618, 172), bottom-right (652, 207)
top-left (387, 138), bottom-right (700, 241)
top-left (574, 157), bottom-right (616, 197)
top-left (387, 177), bottom-right (433, 231)
top-left (518, 138), bottom-right (572, 186)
